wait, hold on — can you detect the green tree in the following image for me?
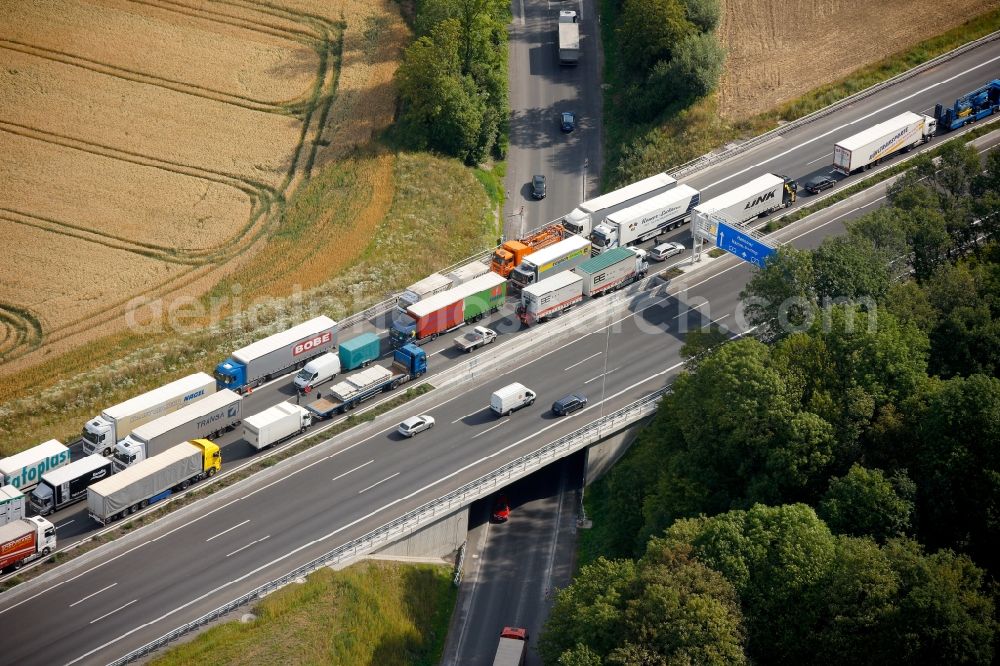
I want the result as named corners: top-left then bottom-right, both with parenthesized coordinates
top-left (682, 0), bottom-right (721, 32)
top-left (617, 0), bottom-right (694, 78)
top-left (811, 235), bottom-right (893, 304)
top-left (740, 246), bottom-right (816, 341)
top-left (818, 464), bottom-right (914, 541)
top-left (659, 32), bottom-right (725, 103)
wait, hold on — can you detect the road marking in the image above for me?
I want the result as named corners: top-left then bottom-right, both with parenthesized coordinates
top-left (806, 152), bottom-right (832, 165)
top-left (70, 583), bottom-right (116, 608)
top-left (699, 53), bottom-right (1000, 192)
top-left (584, 366), bottom-right (619, 384)
top-left (472, 421), bottom-right (506, 439)
top-left (452, 408), bottom-right (486, 424)
top-left (332, 459), bottom-right (375, 482)
top-left (90, 599), bottom-right (137, 624)
top-left (205, 520), bottom-right (250, 542)
top-left (359, 473), bottom-right (400, 494)
top-left (672, 302), bottom-right (706, 320)
top-left (226, 535), bottom-right (270, 558)
top-left (56, 520), bottom-right (74, 530)
top-left (564, 351), bottom-right (602, 370)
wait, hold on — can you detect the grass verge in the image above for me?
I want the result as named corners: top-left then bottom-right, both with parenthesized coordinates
top-left (149, 561), bottom-right (456, 666)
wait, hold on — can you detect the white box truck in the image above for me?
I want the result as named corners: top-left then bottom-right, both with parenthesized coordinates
top-left (28, 454), bottom-right (113, 516)
top-left (517, 271), bottom-right (584, 326)
top-left (214, 316), bottom-right (338, 393)
top-left (0, 485), bottom-right (25, 526)
top-left (833, 111), bottom-right (936, 175)
top-left (562, 172), bottom-right (676, 237)
top-left (293, 352), bottom-right (341, 391)
top-left (446, 261), bottom-right (490, 287)
top-left (558, 10), bottom-right (580, 65)
top-left (88, 440), bottom-right (220, 525)
top-left (693, 173), bottom-right (798, 233)
top-left (591, 184), bottom-right (700, 254)
top-left (491, 383), bottom-right (537, 417)
top-left (0, 440), bottom-right (71, 493)
top-left (244, 402), bottom-right (311, 450)
top-left (509, 235), bottom-right (591, 291)
top-left (113, 390), bottom-right (242, 471)
top-left (575, 247), bottom-right (648, 297)
top-left (397, 273), bottom-right (454, 313)
top-left (81, 373), bottom-right (216, 457)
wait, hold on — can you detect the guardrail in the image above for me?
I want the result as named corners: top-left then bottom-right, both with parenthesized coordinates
top-left (108, 377), bottom-right (671, 665)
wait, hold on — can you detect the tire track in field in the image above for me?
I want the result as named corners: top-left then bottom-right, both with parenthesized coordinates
top-left (0, 305), bottom-right (43, 363)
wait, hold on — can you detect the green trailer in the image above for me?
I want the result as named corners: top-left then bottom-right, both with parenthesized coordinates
top-left (338, 332), bottom-right (381, 371)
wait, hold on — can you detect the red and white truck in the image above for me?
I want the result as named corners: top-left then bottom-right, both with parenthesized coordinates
top-left (493, 627), bottom-right (528, 666)
top-left (0, 516), bottom-right (56, 572)
top-left (517, 271), bottom-right (583, 326)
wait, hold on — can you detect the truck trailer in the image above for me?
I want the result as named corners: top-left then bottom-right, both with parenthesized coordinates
top-left (214, 316), bottom-right (337, 393)
top-left (88, 439), bottom-right (221, 525)
top-left (935, 80), bottom-right (1000, 132)
top-left (0, 516), bottom-right (56, 572)
top-left (557, 10), bottom-right (580, 65)
top-left (833, 111), bottom-right (936, 175)
top-left (305, 345), bottom-right (427, 419)
top-left (561, 172), bottom-right (676, 237)
top-left (338, 332), bottom-right (381, 371)
top-left (397, 273), bottom-right (454, 313)
top-left (591, 184), bottom-right (700, 254)
top-left (446, 261), bottom-right (490, 286)
top-left (113, 390), bottom-right (242, 471)
top-left (493, 627), bottom-right (529, 666)
top-left (517, 271), bottom-right (584, 326)
top-left (575, 247), bottom-right (648, 297)
top-left (0, 439), bottom-right (71, 493)
top-left (28, 454), bottom-right (113, 516)
top-left (491, 225), bottom-right (566, 277)
top-left (509, 235), bottom-right (591, 291)
top-left (244, 402), bottom-right (311, 450)
top-left (692, 173), bottom-right (797, 231)
top-left (81, 372), bottom-right (216, 457)
top-left (0, 485), bottom-right (25, 526)
top-left (391, 273), bottom-right (507, 347)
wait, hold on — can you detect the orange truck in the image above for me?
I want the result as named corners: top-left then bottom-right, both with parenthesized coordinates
top-left (491, 225), bottom-right (566, 277)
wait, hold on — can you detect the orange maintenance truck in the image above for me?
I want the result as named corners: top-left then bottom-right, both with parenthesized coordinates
top-left (491, 225), bottom-right (566, 277)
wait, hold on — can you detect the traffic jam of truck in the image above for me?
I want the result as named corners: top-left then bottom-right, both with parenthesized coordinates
top-left (1, 78), bottom-right (982, 579)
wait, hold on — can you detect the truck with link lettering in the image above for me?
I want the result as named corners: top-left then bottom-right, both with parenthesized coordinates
top-left (112, 390), bottom-right (242, 470)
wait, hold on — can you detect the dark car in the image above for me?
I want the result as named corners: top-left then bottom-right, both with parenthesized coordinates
top-left (805, 174), bottom-right (836, 194)
top-left (552, 393), bottom-right (588, 416)
top-left (492, 495), bottom-right (510, 522)
top-left (531, 174), bottom-right (547, 199)
top-left (560, 111), bottom-right (576, 133)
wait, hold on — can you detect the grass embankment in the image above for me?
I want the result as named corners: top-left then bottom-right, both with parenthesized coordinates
top-left (0, 153), bottom-right (498, 457)
top-left (150, 561), bottom-right (456, 666)
top-left (604, 8), bottom-right (1000, 186)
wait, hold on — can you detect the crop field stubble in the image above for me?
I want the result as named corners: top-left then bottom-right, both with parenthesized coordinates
top-left (716, 0), bottom-right (1000, 120)
top-left (0, 0), bottom-right (407, 373)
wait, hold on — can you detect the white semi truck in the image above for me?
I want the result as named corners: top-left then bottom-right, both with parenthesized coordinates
top-left (0, 439), bottom-right (71, 493)
top-left (561, 172), bottom-right (677, 237)
top-left (575, 247), bottom-right (648, 297)
top-left (28, 454), bottom-right (114, 516)
top-left (243, 402), bottom-right (311, 450)
top-left (833, 111), bottom-right (936, 175)
top-left (517, 271), bottom-right (584, 326)
top-left (591, 184), bottom-right (700, 254)
top-left (558, 10), bottom-right (580, 65)
top-left (692, 173), bottom-right (798, 231)
top-left (397, 273), bottom-right (454, 313)
top-left (81, 373), bottom-right (215, 457)
top-left (509, 235), bottom-right (591, 291)
top-left (113, 390), bottom-right (242, 470)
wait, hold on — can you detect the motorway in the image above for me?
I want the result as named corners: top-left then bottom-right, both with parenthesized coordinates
top-left (2, 29), bottom-right (999, 666)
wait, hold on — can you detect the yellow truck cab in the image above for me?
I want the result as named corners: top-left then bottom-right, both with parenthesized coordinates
top-left (190, 438), bottom-right (222, 475)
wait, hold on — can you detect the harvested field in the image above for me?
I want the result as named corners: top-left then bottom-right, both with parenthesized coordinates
top-left (717, 0), bottom-right (1000, 119)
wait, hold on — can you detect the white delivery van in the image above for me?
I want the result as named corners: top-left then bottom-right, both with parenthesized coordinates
top-left (490, 383), bottom-right (537, 417)
top-left (294, 352), bottom-right (341, 391)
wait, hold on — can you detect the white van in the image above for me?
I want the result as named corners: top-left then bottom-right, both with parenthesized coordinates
top-left (490, 383), bottom-right (537, 417)
top-left (293, 352), bottom-right (341, 391)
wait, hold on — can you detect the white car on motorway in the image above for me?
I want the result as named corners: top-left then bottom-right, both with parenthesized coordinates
top-left (649, 241), bottom-right (685, 261)
top-left (398, 415), bottom-right (435, 437)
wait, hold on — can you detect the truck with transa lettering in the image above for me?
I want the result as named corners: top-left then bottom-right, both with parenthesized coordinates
top-left (214, 316), bottom-right (337, 393)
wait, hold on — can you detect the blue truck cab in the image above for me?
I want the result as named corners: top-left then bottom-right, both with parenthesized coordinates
top-left (393, 344), bottom-right (427, 377)
top-left (389, 320), bottom-right (416, 349)
top-left (214, 358), bottom-right (247, 392)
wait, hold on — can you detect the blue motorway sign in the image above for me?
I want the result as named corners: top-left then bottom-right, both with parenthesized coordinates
top-left (715, 222), bottom-right (775, 268)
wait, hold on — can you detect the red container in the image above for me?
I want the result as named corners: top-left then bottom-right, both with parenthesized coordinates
top-left (415, 301), bottom-right (463, 339)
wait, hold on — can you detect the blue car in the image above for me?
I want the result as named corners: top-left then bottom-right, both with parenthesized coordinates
top-left (560, 111), bottom-right (576, 133)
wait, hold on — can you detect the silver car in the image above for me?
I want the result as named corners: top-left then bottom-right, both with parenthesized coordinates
top-left (649, 241), bottom-right (685, 261)
top-left (398, 415), bottom-right (435, 437)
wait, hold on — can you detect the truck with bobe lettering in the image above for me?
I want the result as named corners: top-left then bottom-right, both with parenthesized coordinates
top-left (391, 273), bottom-right (507, 347)
top-left (557, 10), bottom-right (580, 65)
top-left (561, 172), bottom-right (676, 237)
top-left (509, 235), bottom-right (591, 291)
top-left (692, 173), bottom-right (797, 233)
top-left (490, 225), bottom-right (566, 277)
top-left (0, 516), bottom-right (56, 572)
top-left (113, 390), bottom-right (242, 471)
top-left (833, 111), bottom-right (936, 175)
top-left (0, 439), bottom-right (71, 493)
top-left (214, 316), bottom-right (337, 393)
top-left (590, 184), bottom-right (700, 254)
top-left (517, 271), bottom-right (584, 326)
top-left (304, 345), bottom-right (427, 419)
top-left (0, 485), bottom-right (25, 526)
top-left (82, 373), bottom-right (216, 457)
top-left (574, 247), bottom-right (648, 297)
top-left (28, 454), bottom-right (113, 516)
top-left (88, 439), bottom-right (221, 525)
top-left (493, 627), bottom-right (528, 666)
